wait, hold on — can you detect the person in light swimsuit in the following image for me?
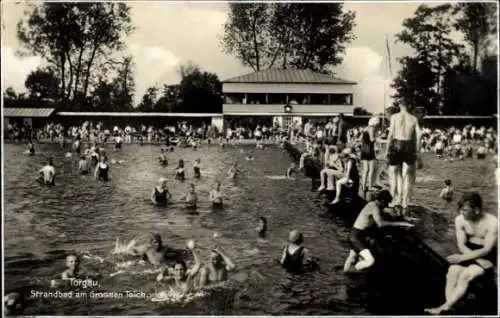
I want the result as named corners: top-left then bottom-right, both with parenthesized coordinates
top-left (199, 247), bottom-right (236, 287)
top-left (209, 181), bottom-right (224, 209)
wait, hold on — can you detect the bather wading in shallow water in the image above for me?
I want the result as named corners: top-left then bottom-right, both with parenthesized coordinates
top-left (425, 192), bottom-right (497, 315)
top-left (280, 230), bottom-right (317, 275)
top-left (151, 178), bottom-right (172, 207)
top-left (37, 157), bottom-right (56, 186)
top-left (209, 181), bottom-right (224, 210)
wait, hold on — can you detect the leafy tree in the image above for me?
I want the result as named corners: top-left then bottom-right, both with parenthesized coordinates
top-left (137, 86), bottom-right (158, 112)
top-left (25, 68), bottom-right (60, 100)
top-left (391, 56), bottom-right (437, 114)
top-left (221, 3), bottom-right (356, 72)
top-left (111, 56), bottom-right (135, 111)
top-left (392, 4), bottom-right (465, 114)
top-left (453, 3), bottom-right (497, 72)
top-left (176, 62), bottom-right (222, 113)
top-left (17, 3), bottom-right (134, 109)
top-left (270, 3), bottom-right (356, 72)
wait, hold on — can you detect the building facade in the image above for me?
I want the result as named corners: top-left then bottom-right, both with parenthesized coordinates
top-left (222, 69), bottom-right (357, 128)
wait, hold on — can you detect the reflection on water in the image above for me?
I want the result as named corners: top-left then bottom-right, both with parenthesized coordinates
top-left (8, 143), bottom-right (495, 315)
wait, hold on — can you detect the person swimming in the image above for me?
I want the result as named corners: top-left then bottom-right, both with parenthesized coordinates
top-left (439, 179), bottom-right (454, 202)
top-left (78, 155), bottom-right (90, 175)
top-left (256, 217), bottom-right (267, 240)
top-left (159, 149), bottom-right (168, 166)
top-left (151, 177), bottom-right (172, 207)
top-left (61, 253), bottom-right (81, 280)
top-left (38, 158), bottom-right (56, 186)
top-left (280, 230), bottom-right (314, 274)
top-left (180, 183), bottom-right (198, 209)
top-left (174, 160), bottom-right (185, 181)
top-left (246, 153), bottom-right (255, 161)
top-left (142, 234), bottom-right (172, 266)
top-left (199, 247), bottom-right (236, 287)
top-left (209, 181), bottom-right (224, 209)
top-left (157, 240), bottom-right (201, 294)
top-left (193, 159), bottom-right (201, 179)
top-left (228, 162), bottom-right (241, 179)
top-left (95, 156), bottom-right (110, 181)
top-left (4, 292), bottom-right (24, 316)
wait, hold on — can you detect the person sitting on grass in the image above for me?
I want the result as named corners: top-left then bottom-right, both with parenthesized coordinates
top-left (425, 192), bottom-right (497, 315)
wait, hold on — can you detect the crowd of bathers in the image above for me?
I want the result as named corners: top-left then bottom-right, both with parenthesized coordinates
top-left (5, 111), bottom-right (498, 315)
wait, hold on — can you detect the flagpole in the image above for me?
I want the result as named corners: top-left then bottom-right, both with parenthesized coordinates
top-left (384, 34), bottom-right (393, 128)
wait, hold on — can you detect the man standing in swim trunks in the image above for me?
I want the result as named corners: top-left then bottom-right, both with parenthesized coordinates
top-left (425, 192), bottom-right (497, 315)
top-left (386, 104), bottom-right (420, 214)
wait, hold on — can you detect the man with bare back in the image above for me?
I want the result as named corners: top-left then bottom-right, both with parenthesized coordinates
top-left (385, 104), bottom-right (420, 214)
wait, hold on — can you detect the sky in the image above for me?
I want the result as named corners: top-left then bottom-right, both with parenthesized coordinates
top-left (1, 1), bottom-right (469, 113)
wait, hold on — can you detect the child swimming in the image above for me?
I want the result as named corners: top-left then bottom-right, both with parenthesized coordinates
top-left (199, 247), bottom-right (236, 287)
top-left (280, 230), bottom-right (314, 274)
top-left (228, 162), bottom-right (241, 179)
top-left (439, 179), bottom-right (454, 202)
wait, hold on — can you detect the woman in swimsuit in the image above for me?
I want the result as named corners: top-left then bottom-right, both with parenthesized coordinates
top-left (174, 159), bottom-right (185, 181)
top-left (280, 230), bottom-right (313, 275)
top-left (199, 247), bottom-right (236, 287)
top-left (151, 178), bottom-right (172, 206)
top-left (158, 149), bottom-right (168, 166)
top-left (209, 181), bottom-right (224, 209)
top-left (193, 159), bottom-right (201, 179)
top-left (360, 117), bottom-right (379, 195)
top-left (95, 156), bottom-right (110, 181)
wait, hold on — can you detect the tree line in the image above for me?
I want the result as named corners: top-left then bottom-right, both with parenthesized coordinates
top-left (4, 3), bottom-right (497, 116)
top-left (390, 3), bottom-right (498, 116)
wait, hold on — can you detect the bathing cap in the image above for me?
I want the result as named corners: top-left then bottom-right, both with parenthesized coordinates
top-left (158, 177), bottom-right (167, 184)
top-left (288, 230), bottom-right (303, 244)
top-left (368, 117), bottom-right (380, 127)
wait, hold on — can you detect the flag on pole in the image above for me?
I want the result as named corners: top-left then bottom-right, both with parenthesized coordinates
top-left (386, 34), bottom-right (393, 76)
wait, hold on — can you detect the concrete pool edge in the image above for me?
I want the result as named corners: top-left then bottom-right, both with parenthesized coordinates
top-left (282, 141), bottom-right (498, 316)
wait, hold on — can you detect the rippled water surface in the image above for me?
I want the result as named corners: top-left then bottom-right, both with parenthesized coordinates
top-left (4, 143), bottom-right (497, 315)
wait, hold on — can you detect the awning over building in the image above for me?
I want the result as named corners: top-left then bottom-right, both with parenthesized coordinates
top-left (3, 108), bottom-right (55, 118)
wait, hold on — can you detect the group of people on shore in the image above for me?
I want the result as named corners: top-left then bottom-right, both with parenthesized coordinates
top-left (296, 106), bottom-right (497, 315)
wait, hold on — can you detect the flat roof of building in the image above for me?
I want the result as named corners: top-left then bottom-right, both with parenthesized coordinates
top-left (223, 69), bottom-right (357, 85)
top-left (3, 108), bottom-right (55, 118)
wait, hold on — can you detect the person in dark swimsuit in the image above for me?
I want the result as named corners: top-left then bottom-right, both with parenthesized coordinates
top-left (360, 117), bottom-right (379, 194)
top-left (174, 159), bottom-right (185, 181)
top-left (256, 217), bottom-right (267, 240)
top-left (209, 181), bottom-right (224, 210)
top-left (151, 178), bottom-right (172, 206)
top-left (27, 140), bottom-right (35, 155)
top-left (280, 230), bottom-right (313, 274)
top-left (95, 156), bottom-right (110, 181)
top-left (193, 159), bottom-right (201, 179)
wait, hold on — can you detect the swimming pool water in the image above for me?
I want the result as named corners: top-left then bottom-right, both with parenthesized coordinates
top-left (3, 143), bottom-right (497, 315)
